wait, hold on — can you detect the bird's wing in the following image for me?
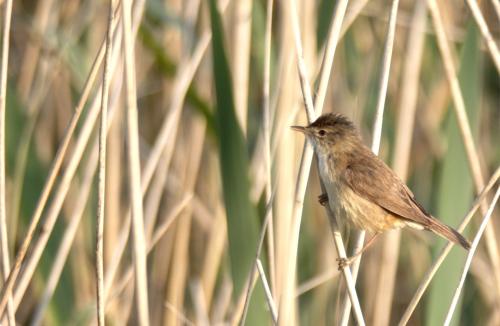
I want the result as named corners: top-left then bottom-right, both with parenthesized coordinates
top-left (342, 152), bottom-right (431, 226)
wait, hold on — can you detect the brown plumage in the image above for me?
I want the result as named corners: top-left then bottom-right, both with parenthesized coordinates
top-left (292, 113), bottom-right (470, 252)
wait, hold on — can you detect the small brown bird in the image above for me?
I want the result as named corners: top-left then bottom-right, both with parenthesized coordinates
top-left (292, 113), bottom-right (470, 267)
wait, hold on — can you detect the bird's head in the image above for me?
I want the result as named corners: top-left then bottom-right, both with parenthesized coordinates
top-left (291, 113), bottom-right (360, 157)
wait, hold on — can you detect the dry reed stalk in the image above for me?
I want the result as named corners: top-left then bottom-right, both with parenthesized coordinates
top-left (463, 0), bottom-right (500, 72)
top-left (240, 195), bottom-right (276, 324)
top-left (288, 0), bottom-right (314, 118)
top-left (279, 143), bottom-right (314, 326)
top-left (340, 0), bottom-right (371, 37)
top-left (147, 196), bottom-right (193, 252)
top-left (370, 0), bottom-right (399, 154)
top-left (121, 0), bottom-right (150, 323)
top-left (275, 29), bottom-right (306, 326)
top-left (444, 186), bottom-right (500, 325)
top-left (230, 269), bottom-right (258, 326)
top-left (96, 0), bottom-right (115, 324)
top-left (273, 6), bottom-right (297, 313)
top-left (104, 110), bottom-right (127, 319)
top-left (492, 0), bottom-right (500, 21)
top-left (427, 0), bottom-right (500, 299)
top-left (163, 118), bottom-right (205, 325)
top-left (399, 167), bottom-right (500, 325)
top-left (314, 0), bottom-right (349, 120)
top-left (212, 276), bottom-right (232, 324)
top-left (190, 280), bottom-right (210, 326)
top-left (184, 0), bottom-right (202, 48)
top-left (0, 0), bottom-right (15, 324)
top-left (103, 213), bottom-right (131, 300)
top-left (146, 203), bottom-right (174, 324)
top-left (368, 2), bottom-right (426, 325)
top-left (104, 99), bottom-right (122, 285)
top-left (68, 214), bottom-right (95, 311)
top-left (143, 149), bottom-right (170, 240)
top-left (262, 0), bottom-right (276, 299)
top-left (106, 195), bottom-right (192, 311)
top-left (295, 268), bottom-right (339, 298)
top-left (256, 259), bottom-right (278, 323)
top-left (118, 285), bottom-right (136, 325)
top-left (248, 135), bottom-right (268, 202)
top-left (392, 1), bottom-right (427, 182)
top-left (341, 0), bottom-right (399, 324)
top-left (323, 199), bottom-right (365, 326)
top-left (164, 301), bottom-right (195, 326)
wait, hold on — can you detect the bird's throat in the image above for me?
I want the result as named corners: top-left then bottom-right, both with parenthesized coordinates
top-left (317, 152), bottom-right (337, 186)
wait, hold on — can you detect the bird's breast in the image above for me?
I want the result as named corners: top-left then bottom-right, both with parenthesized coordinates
top-left (317, 154), bottom-right (404, 232)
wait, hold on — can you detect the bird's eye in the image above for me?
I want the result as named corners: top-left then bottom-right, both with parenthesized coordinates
top-left (318, 129), bottom-right (326, 137)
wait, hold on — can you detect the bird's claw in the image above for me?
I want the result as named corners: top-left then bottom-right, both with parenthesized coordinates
top-left (318, 193), bottom-right (329, 206)
top-left (336, 257), bottom-right (352, 271)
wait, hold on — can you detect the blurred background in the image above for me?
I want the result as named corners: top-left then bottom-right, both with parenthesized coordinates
top-left (1, 0), bottom-right (499, 325)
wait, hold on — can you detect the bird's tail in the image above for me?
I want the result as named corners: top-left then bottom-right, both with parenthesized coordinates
top-left (426, 218), bottom-right (470, 250)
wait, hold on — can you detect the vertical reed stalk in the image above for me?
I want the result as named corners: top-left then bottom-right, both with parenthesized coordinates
top-left (0, 0), bottom-right (15, 323)
top-left (96, 0), bottom-right (115, 324)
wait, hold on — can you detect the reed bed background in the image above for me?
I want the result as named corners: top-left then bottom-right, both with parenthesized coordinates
top-left (0, 0), bottom-right (498, 325)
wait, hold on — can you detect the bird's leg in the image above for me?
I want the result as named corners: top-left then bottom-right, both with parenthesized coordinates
top-left (318, 193), bottom-right (329, 206)
top-left (337, 233), bottom-right (380, 270)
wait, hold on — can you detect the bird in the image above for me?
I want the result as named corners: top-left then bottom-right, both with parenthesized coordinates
top-left (292, 113), bottom-right (470, 268)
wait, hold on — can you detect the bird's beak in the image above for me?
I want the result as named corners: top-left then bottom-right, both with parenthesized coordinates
top-left (291, 125), bottom-right (307, 134)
